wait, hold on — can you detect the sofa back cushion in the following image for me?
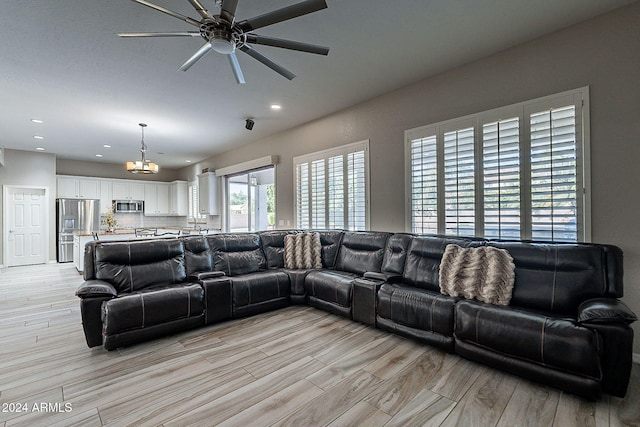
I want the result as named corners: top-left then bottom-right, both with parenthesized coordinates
top-left (335, 231), bottom-right (391, 275)
top-left (381, 233), bottom-right (413, 275)
top-left (313, 230), bottom-right (345, 268)
top-left (94, 239), bottom-right (186, 293)
top-left (488, 241), bottom-right (611, 315)
top-left (403, 236), bottom-right (480, 292)
top-left (206, 233), bottom-right (266, 276)
top-left (182, 236), bottom-right (212, 275)
top-left (259, 230), bottom-right (300, 268)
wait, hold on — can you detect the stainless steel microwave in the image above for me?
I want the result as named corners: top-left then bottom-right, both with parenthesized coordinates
top-left (113, 200), bottom-right (144, 213)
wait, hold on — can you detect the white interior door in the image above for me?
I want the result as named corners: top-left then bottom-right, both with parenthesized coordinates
top-left (5, 187), bottom-right (48, 267)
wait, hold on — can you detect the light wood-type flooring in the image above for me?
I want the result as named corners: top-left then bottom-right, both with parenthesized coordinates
top-left (1, 263), bottom-right (639, 427)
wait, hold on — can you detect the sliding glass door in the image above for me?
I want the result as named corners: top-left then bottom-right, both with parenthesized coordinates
top-left (226, 166), bottom-right (275, 232)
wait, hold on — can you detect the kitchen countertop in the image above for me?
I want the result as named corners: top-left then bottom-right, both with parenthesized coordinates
top-left (75, 228), bottom-right (218, 237)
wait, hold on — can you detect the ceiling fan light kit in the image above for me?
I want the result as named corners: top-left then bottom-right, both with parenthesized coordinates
top-left (126, 123), bottom-right (159, 174)
top-left (119, 0), bottom-right (330, 84)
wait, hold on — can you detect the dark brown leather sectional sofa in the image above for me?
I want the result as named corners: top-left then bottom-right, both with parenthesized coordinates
top-left (75, 230), bottom-right (637, 400)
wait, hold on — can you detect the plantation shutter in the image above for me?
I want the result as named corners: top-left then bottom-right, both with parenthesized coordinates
top-left (296, 162), bottom-right (310, 228)
top-left (528, 104), bottom-right (579, 242)
top-left (482, 117), bottom-right (521, 239)
top-left (310, 159), bottom-right (326, 228)
top-left (328, 155), bottom-right (344, 229)
top-left (443, 127), bottom-right (475, 236)
top-left (405, 87), bottom-right (588, 242)
top-left (347, 150), bottom-right (366, 230)
top-left (409, 135), bottom-right (438, 234)
top-left (294, 140), bottom-right (369, 230)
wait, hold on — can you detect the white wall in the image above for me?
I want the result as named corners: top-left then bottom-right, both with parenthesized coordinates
top-left (183, 3), bottom-right (640, 353)
top-left (0, 149), bottom-right (57, 264)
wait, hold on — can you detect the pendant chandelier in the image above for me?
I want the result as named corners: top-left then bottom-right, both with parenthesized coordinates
top-left (126, 123), bottom-right (159, 174)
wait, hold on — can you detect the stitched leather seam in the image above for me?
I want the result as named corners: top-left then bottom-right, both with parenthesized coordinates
top-left (475, 309), bottom-right (481, 343)
top-left (140, 293), bottom-right (145, 328)
top-left (186, 288), bottom-right (191, 317)
top-left (540, 318), bottom-right (546, 364)
top-left (429, 298), bottom-right (436, 332)
top-left (128, 245), bottom-right (133, 293)
top-left (551, 247), bottom-right (557, 311)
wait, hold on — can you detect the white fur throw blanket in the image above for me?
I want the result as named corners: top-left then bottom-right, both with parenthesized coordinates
top-left (439, 244), bottom-right (515, 305)
top-left (284, 232), bottom-right (323, 269)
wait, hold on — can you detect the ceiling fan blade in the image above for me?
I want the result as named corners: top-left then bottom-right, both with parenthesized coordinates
top-left (237, 0), bottom-right (327, 32)
top-left (117, 32), bottom-right (201, 38)
top-left (220, 0), bottom-right (239, 24)
top-left (178, 42), bottom-right (213, 71)
top-left (130, 0), bottom-right (201, 27)
top-left (228, 52), bottom-right (246, 84)
top-left (187, 0), bottom-right (212, 19)
top-left (239, 45), bottom-right (295, 80)
top-left (245, 34), bottom-right (329, 55)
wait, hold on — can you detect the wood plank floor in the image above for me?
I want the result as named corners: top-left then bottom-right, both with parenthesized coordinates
top-left (1, 263), bottom-right (638, 427)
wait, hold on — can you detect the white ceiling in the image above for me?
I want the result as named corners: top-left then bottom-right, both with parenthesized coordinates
top-left (0, 0), bottom-right (634, 169)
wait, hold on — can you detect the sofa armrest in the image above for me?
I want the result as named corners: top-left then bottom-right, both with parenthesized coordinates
top-left (577, 298), bottom-right (637, 325)
top-left (75, 280), bottom-right (118, 299)
top-left (188, 271), bottom-right (225, 281)
top-left (363, 271), bottom-right (402, 282)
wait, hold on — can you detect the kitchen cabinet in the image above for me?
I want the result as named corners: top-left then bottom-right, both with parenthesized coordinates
top-left (169, 181), bottom-right (188, 216)
top-left (57, 176), bottom-right (100, 199)
top-left (198, 172), bottom-right (219, 215)
top-left (100, 181), bottom-right (113, 214)
top-left (112, 181), bottom-right (145, 201)
top-left (144, 183), bottom-right (170, 215)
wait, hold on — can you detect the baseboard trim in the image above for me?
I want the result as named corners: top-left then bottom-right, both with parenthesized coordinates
top-left (634, 353), bottom-right (640, 364)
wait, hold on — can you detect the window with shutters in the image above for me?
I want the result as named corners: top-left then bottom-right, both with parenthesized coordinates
top-left (406, 87), bottom-right (590, 242)
top-left (188, 180), bottom-right (206, 222)
top-left (294, 140), bottom-right (370, 230)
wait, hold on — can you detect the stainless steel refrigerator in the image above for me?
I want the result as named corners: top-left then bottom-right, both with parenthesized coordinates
top-left (56, 198), bottom-right (100, 263)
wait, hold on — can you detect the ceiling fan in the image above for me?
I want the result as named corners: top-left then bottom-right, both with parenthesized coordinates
top-left (118, 0), bottom-right (330, 84)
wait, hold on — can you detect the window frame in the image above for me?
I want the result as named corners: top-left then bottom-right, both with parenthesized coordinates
top-left (294, 140), bottom-right (370, 231)
top-left (405, 87), bottom-right (591, 242)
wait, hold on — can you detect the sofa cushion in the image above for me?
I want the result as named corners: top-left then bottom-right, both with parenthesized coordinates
top-left (381, 233), bottom-right (413, 276)
top-left (335, 231), bottom-right (391, 275)
top-left (488, 242), bottom-right (609, 315)
top-left (182, 236), bottom-right (212, 276)
top-left (377, 283), bottom-right (456, 337)
top-left (206, 233), bottom-right (266, 276)
top-left (259, 230), bottom-right (299, 268)
top-left (455, 299), bottom-right (601, 378)
top-left (94, 239), bottom-right (186, 293)
top-left (284, 232), bottom-right (322, 269)
top-left (230, 270), bottom-right (291, 309)
top-left (439, 244), bottom-right (515, 305)
top-left (305, 270), bottom-right (358, 308)
top-left (402, 236), bottom-right (480, 292)
top-left (102, 283), bottom-right (205, 334)
top-left (313, 230), bottom-right (344, 268)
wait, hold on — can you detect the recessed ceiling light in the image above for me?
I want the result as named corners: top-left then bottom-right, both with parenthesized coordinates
top-left (185, 160), bottom-right (192, 163)
top-left (270, 104), bottom-right (282, 111)
top-left (36, 147), bottom-right (45, 151)
top-left (103, 144), bottom-right (111, 148)
top-left (33, 135), bottom-right (44, 140)
top-left (95, 154), bottom-right (103, 158)
top-left (31, 119), bottom-right (44, 124)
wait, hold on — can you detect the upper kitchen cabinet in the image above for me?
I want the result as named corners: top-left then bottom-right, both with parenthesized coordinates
top-left (169, 181), bottom-right (188, 216)
top-left (100, 181), bottom-right (113, 214)
top-left (57, 176), bottom-right (100, 199)
top-left (144, 183), bottom-right (170, 215)
top-left (198, 172), bottom-right (219, 215)
top-left (112, 181), bottom-right (145, 201)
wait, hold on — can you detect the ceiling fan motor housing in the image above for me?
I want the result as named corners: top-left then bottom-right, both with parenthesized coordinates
top-left (200, 19), bottom-right (237, 54)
